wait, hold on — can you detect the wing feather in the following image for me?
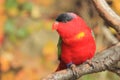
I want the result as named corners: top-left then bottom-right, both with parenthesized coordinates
top-left (57, 37), bottom-right (62, 60)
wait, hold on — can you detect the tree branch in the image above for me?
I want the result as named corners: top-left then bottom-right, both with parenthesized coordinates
top-left (102, 26), bottom-right (119, 44)
top-left (42, 0), bottom-right (120, 80)
top-left (108, 61), bottom-right (120, 76)
top-left (42, 43), bottom-right (120, 80)
top-left (92, 0), bottom-right (120, 33)
top-left (109, 67), bottom-right (120, 76)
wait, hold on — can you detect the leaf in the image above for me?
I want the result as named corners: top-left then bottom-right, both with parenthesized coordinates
top-left (5, 0), bottom-right (18, 9)
top-left (1, 52), bottom-right (13, 72)
top-left (109, 27), bottom-right (117, 35)
top-left (35, 0), bottom-right (54, 6)
top-left (23, 2), bottom-right (32, 11)
top-left (1, 71), bottom-right (15, 80)
top-left (7, 7), bottom-right (19, 17)
top-left (9, 34), bottom-right (17, 43)
top-left (4, 19), bottom-right (16, 34)
top-left (31, 5), bottom-right (40, 19)
top-left (112, 0), bottom-right (120, 15)
top-left (17, 0), bottom-right (26, 4)
top-left (16, 27), bottom-right (29, 39)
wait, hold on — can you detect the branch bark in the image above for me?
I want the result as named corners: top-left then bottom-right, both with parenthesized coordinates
top-left (42, 43), bottom-right (120, 80)
top-left (42, 0), bottom-right (120, 80)
top-left (92, 0), bottom-right (120, 33)
top-left (102, 26), bottom-right (119, 44)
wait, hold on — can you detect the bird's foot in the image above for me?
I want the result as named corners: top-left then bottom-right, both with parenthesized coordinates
top-left (70, 64), bottom-right (79, 80)
top-left (86, 60), bottom-right (94, 68)
top-left (86, 60), bottom-right (92, 65)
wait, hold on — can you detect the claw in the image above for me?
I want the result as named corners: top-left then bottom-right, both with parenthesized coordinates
top-left (70, 64), bottom-right (79, 80)
top-left (86, 60), bottom-right (93, 66)
top-left (86, 60), bottom-right (92, 65)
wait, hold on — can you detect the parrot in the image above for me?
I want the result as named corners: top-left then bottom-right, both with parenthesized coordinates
top-left (52, 12), bottom-right (96, 78)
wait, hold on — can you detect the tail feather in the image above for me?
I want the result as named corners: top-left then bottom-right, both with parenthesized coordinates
top-left (56, 61), bottom-right (67, 71)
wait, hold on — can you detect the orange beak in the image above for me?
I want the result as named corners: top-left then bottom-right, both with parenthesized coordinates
top-left (52, 22), bottom-right (59, 30)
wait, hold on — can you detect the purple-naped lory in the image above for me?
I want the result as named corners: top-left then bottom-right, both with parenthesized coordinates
top-left (52, 13), bottom-right (96, 77)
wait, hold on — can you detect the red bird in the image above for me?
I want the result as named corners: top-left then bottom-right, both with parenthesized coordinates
top-left (52, 13), bottom-right (96, 75)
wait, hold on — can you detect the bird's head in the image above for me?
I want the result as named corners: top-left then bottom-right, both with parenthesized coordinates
top-left (52, 12), bottom-right (87, 39)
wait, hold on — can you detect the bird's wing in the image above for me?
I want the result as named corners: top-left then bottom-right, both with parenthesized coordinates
top-left (57, 37), bottom-right (62, 60)
top-left (91, 30), bottom-right (95, 38)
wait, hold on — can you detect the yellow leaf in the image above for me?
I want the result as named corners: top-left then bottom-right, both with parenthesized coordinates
top-left (31, 5), bottom-right (41, 19)
top-left (17, 0), bottom-right (26, 4)
top-left (7, 7), bottom-right (19, 17)
top-left (112, 0), bottom-right (120, 15)
top-left (109, 27), bottom-right (117, 34)
top-left (1, 71), bottom-right (15, 80)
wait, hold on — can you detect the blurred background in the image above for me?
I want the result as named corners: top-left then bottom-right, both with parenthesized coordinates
top-left (0, 0), bottom-right (120, 80)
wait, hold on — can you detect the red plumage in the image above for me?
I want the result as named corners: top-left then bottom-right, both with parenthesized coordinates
top-left (53, 13), bottom-right (96, 71)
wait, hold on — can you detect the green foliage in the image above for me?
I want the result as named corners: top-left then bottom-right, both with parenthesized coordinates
top-left (22, 2), bottom-right (33, 11)
top-left (5, 19), bottom-right (30, 43)
top-left (57, 37), bottom-right (62, 59)
top-left (16, 27), bottom-right (29, 39)
top-left (5, 0), bottom-right (18, 9)
top-left (8, 34), bottom-right (17, 43)
top-left (2, 0), bottom-right (120, 80)
top-left (5, 19), bottom-right (16, 34)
